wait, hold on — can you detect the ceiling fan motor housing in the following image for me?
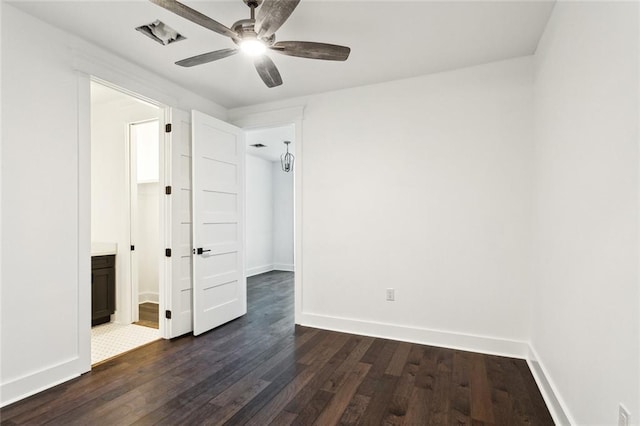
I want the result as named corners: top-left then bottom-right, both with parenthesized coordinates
top-left (243, 0), bottom-right (263, 7)
top-left (232, 19), bottom-right (275, 46)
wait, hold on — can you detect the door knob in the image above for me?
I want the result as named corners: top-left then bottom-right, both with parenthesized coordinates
top-left (196, 247), bottom-right (211, 255)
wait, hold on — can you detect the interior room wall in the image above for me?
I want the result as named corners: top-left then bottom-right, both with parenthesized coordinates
top-left (531, 2), bottom-right (639, 424)
top-left (137, 182), bottom-right (160, 303)
top-left (2, 3), bottom-right (82, 406)
top-left (231, 56), bottom-right (535, 355)
top-left (272, 162), bottom-right (294, 271)
top-left (246, 154), bottom-right (274, 276)
top-left (0, 3), bottom-right (228, 406)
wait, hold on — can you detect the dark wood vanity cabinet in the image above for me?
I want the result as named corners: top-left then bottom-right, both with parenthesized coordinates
top-left (91, 255), bottom-right (115, 326)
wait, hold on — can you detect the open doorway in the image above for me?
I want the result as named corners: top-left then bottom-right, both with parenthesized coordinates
top-left (244, 124), bottom-right (295, 286)
top-left (89, 81), bottom-right (163, 364)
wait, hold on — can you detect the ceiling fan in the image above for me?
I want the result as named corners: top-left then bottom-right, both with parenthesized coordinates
top-left (149, 0), bottom-right (351, 88)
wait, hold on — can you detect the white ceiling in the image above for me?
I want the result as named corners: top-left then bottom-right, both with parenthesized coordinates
top-left (246, 124), bottom-right (295, 162)
top-left (10, 0), bottom-right (555, 109)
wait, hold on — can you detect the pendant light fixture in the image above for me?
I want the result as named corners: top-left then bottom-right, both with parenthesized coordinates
top-left (281, 141), bottom-right (294, 172)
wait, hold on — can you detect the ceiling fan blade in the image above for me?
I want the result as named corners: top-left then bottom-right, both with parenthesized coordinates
top-left (175, 48), bottom-right (239, 67)
top-left (149, 0), bottom-right (237, 39)
top-left (255, 0), bottom-right (301, 39)
top-left (271, 41), bottom-right (351, 61)
top-left (254, 55), bottom-right (283, 88)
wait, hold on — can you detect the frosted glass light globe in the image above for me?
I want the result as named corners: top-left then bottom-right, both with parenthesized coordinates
top-left (240, 39), bottom-right (266, 56)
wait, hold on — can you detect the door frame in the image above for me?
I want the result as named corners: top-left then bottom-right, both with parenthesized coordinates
top-left (75, 51), bottom-right (195, 371)
top-left (231, 107), bottom-right (305, 323)
top-left (88, 77), bottom-right (169, 341)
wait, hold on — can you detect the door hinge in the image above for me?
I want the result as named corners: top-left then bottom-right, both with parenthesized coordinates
top-left (165, 310), bottom-right (172, 319)
top-left (165, 248), bottom-right (172, 257)
top-left (165, 123), bottom-right (172, 133)
top-left (131, 245), bottom-right (135, 251)
top-left (165, 186), bottom-right (172, 195)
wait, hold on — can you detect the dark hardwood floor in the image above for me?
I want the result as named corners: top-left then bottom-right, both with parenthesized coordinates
top-left (134, 302), bottom-right (159, 329)
top-left (1, 271), bottom-right (553, 425)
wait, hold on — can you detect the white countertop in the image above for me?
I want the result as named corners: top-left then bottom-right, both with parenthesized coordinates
top-left (91, 242), bottom-right (117, 256)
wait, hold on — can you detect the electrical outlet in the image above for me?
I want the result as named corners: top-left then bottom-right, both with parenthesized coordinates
top-left (619, 404), bottom-right (630, 426)
top-left (386, 288), bottom-right (395, 301)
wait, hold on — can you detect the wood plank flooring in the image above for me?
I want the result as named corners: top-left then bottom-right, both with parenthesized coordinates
top-left (134, 302), bottom-right (159, 329)
top-left (0, 271), bottom-right (554, 425)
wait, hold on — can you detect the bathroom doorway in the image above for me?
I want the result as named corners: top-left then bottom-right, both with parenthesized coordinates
top-left (90, 81), bottom-right (162, 364)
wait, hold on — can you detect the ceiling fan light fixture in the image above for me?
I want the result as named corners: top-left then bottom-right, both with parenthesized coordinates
top-left (151, 0), bottom-right (350, 88)
top-left (240, 38), bottom-right (266, 56)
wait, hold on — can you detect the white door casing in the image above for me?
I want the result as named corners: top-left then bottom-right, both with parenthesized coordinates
top-left (191, 110), bottom-right (246, 336)
top-left (165, 108), bottom-right (194, 338)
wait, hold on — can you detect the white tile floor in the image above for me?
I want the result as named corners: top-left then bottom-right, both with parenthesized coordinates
top-left (91, 322), bottom-right (160, 365)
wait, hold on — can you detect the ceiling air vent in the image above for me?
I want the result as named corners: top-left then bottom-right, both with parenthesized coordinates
top-left (136, 20), bottom-right (185, 46)
top-left (250, 143), bottom-right (267, 148)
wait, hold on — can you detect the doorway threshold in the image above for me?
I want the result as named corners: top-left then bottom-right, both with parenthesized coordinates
top-left (91, 323), bottom-right (159, 365)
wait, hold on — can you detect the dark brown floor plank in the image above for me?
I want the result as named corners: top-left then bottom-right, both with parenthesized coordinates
top-left (269, 410), bottom-right (297, 425)
top-left (222, 362), bottom-right (307, 425)
top-left (429, 347), bottom-right (454, 424)
top-left (313, 362), bottom-right (370, 426)
top-left (290, 388), bottom-right (334, 425)
top-left (357, 373), bottom-right (400, 424)
top-left (282, 334), bottom-right (357, 415)
top-left (403, 386), bottom-right (432, 425)
top-left (382, 347), bottom-right (422, 424)
top-left (470, 353), bottom-right (496, 424)
top-left (1, 271), bottom-right (554, 426)
top-left (385, 341), bottom-right (413, 376)
top-left (450, 351), bottom-right (472, 425)
top-left (338, 393), bottom-right (371, 425)
top-left (321, 335), bottom-right (374, 393)
top-left (245, 360), bottom-right (320, 426)
top-left (356, 339), bottom-right (400, 397)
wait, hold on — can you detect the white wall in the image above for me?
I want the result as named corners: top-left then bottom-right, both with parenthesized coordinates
top-left (532, 2), bottom-right (639, 424)
top-left (232, 56), bottom-right (535, 355)
top-left (273, 162), bottom-right (294, 271)
top-left (2, 2), bottom-right (83, 405)
top-left (137, 182), bottom-right (160, 303)
top-left (246, 154), bottom-right (274, 276)
top-left (91, 93), bottom-right (160, 321)
top-left (0, 3), bottom-right (227, 406)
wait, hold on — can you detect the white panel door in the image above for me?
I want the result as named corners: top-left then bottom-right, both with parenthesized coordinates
top-left (191, 110), bottom-right (246, 336)
top-left (165, 108), bottom-right (194, 338)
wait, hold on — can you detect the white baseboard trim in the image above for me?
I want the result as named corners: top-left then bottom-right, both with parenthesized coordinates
top-left (526, 345), bottom-right (574, 426)
top-left (246, 264), bottom-right (274, 277)
top-left (273, 263), bottom-right (294, 272)
top-left (0, 358), bottom-right (80, 408)
top-left (298, 312), bottom-right (530, 359)
top-left (138, 292), bottom-right (159, 304)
